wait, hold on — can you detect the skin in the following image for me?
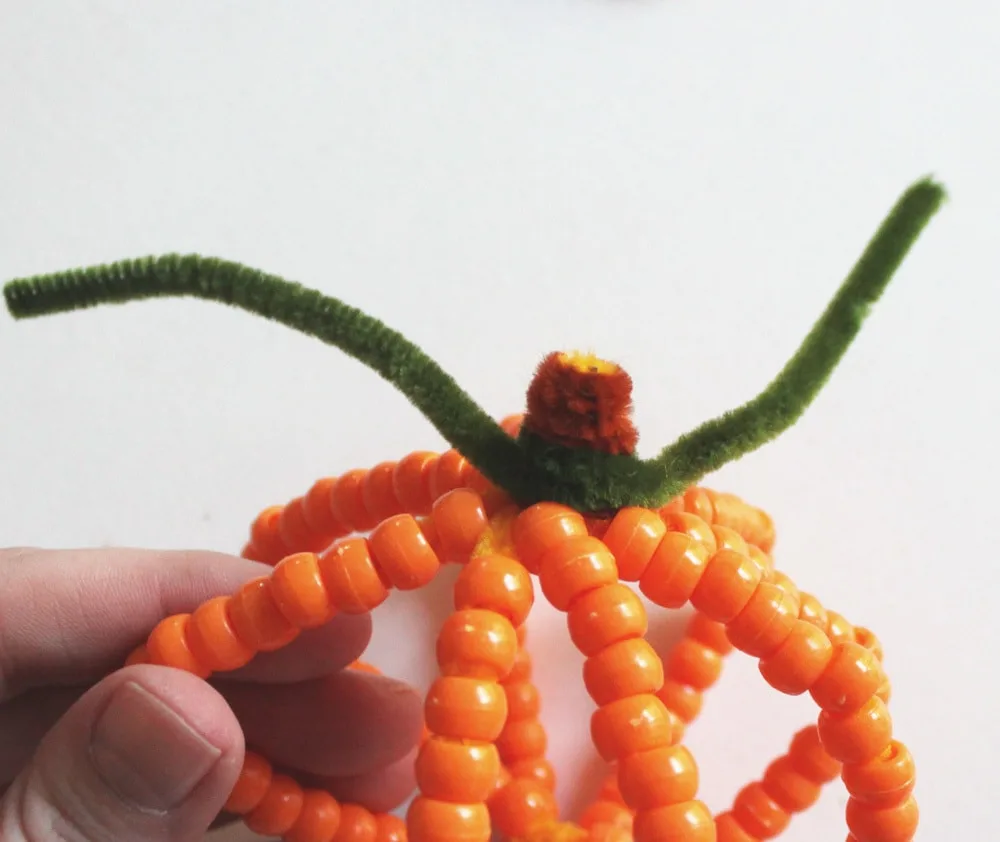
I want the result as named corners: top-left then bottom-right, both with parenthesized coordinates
top-left (0, 547), bottom-right (423, 842)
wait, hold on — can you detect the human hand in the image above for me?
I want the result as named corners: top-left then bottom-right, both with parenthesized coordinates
top-left (0, 547), bottom-right (423, 841)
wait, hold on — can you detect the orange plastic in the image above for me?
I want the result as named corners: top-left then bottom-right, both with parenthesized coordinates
top-left (119, 435), bottom-right (915, 842)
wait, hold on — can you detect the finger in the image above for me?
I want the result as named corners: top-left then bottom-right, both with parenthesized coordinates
top-left (0, 687), bottom-right (84, 784)
top-left (300, 745), bottom-right (419, 814)
top-left (0, 547), bottom-right (267, 701)
top-left (220, 613), bottom-right (372, 684)
top-left (0, 664), bottom-right (243, 842)
top-left (218, 670), bottom-right (423, 779)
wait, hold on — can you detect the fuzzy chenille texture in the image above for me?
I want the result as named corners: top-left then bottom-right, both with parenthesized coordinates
top-left (3, 178), bottom-right (945, 513)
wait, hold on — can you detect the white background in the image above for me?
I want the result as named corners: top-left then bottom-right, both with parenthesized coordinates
top-left (2, 2), bottom-right (998, 840)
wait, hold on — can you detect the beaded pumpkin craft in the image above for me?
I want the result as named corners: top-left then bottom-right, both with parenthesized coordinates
top-left (3, 177), bottom-right (943, 842)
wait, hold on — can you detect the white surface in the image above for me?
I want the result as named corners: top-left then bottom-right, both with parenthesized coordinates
top-left (2, 2), bottom-right (998, 839)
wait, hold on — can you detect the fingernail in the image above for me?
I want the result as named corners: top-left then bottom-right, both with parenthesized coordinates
top-left (90, 681), bottom-right (222, 811)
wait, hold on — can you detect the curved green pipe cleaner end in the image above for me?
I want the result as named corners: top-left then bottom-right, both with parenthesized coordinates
top-left (3, 176), bottom-right (945, 513)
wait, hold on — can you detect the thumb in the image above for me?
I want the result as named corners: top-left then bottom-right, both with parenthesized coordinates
top-left (1, 665), bottom-right (244, 842)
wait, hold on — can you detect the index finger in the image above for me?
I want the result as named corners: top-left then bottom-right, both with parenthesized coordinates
top-left (0, 547), bottom-right (366, 700)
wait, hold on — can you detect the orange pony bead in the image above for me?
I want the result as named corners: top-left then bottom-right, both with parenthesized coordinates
top-left (841, 740), bottom-right (916, 807)
top-left (393, 451), bottom-right (438, 514)
top-left (489, 779), bottom-right (558, 838)
top-left (319, 539), bottom-right (390, 614)
top-left (436, 609), bottom-right (518, 680)
top-left (538, 535), bottom-right (618, 611)
top-left (639, 532), bottom-right (710, 609)
top-left (591, 694), bottom-right (674, 761)
top-left (682, 487), bottom-right (715, 524)
top-left (818, 695), bottom-right (894, 764)
top-left (659, 512), bottom-right (718, 555)
top-left (408, 798), bottom-right (490, 842)
top-left (787, 726), bottom-right (841, 783)
top-left (280, 496), bottom-right (332, 553)
top-left (567, 583), bottom-right (648, 657)
top-left (665, 638), bottom-right (723, 691)
top-left (798, 591), bottom-right (829, 630)
top-left (369, 514), bottom-right (441, 590)
top-left (826, 610), bottom-right (856, 644)
top-left (761, 756), bottom-right (822, 812)
top-left (270, 552), bottom-right (335, 628)
top-left (250, 505), bottom-right (288, 562)
top-left (601, 507), bottom-right (667, 581)
top-left (632, 801), bottom-right (715, 842)
top-left (810, 641), bottom-right (885, 714)
top-left (725, 583), bottom-right (797, 658)
top-left (508, 757), bottom-right (556, 791)
top-left (146, 614), bottom-right (210, 678)
top-left (334, 804), bottom-right (379, 842)
top-left (455, 553), bottom-right (534, 627)
top-left (227, 577), bottom-right (299, 652)
top-left (224, 752), bottom-right (273, 814)
top-left (374, 814), bottom-right (408, 842)
top-left (845, 794), bottom-right (919, 842)
top-left (687, 611), bottom-right (734, 655)
top-left (303, 476), bottom-right (348, 537)
top-left (429, 449), bottom-right (470, 501)
top-left (715, 811), bottom-right (757, 842)
top-left (690, 549), bottom-right (762, 623)
top-left (244, 773), bottom-right (304, 836)
top-left (731, 781), bottom-right (790, 839)
top-left (362, 461), bottom-right (403, 523)
top-left (415, 737), bottom-right (501, 802)
top-left (425, 676), bottom-right (508, 741)
top-left (187, 595), bottom-right (254, 672)
top-left (656, 680), bottom-right (702, 724)
top-left (618, 745), bottom-right (699, 811)
top-left (432, 488), bottom-right (489, 564)
top-left (710, 525), bottom-right (749, 556)
top-left (330, 469), bottom-right (379, 533)
top-left (512, 503), bottom-right (587, 574)
top-left (580, 800), bottom-right (632, 830)
top-left (758, 619), bottom-right (835, 695)
top-left (285, 791), bottom-right (342, 842)
top-left (495, 718), bottom-right (548, 762)
top-left (505, 680), bottom-right (541, 720)
top-left (584, 638), bottom-right (665, 705)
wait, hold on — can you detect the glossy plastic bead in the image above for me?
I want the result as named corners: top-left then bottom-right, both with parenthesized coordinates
top-left (432, 488), bottom-right (489, 564)
top-left (512, 503), bottom-right (587, 574)
top-left (854, 626), bottom-right (884, 661)
top-left (280, 497), bottom-right (333, 553)
top-left (798, 591), bottom-right (828, 630)
top-left (659, 512), bottom-right (718, 554)
top-left (759, 619), bottom-right (834, 695)
top-left (638, 532), bottom-right (710, 609)
top-left (841, 740), bottom-right (916, 807)
top-left (146, 614), bottom-right (210, 678)
top-left (319, 539), bottom-right (390, 614)
top-left (710, 524), bottom-right (749, 556)
top-left (845, 795), bottom-right (919, 842)
top-left (665, 638), bottom-right (723, 691)
top-left (334, 804), bottom-right (379, 842)
top-left (331, 469), bottom-right (379, 532)
top-left (270, 552), bottom-right (335, 628)
top-left (507, 647), bottom-right (532, 682)
top-left (505, 680), bottom-right (541, 720)
top-left (601, 508), bottom-right (667, 581)
top-left (244, 773), bottom-right (304, 836)
top-left (761, 756), bottom-right (821, 812)
top-left (369, 514), bottom-right (441, 590)
top-left (787, 726), bottom-right (841, 783)
top-left (374, 814), bottom-right (407, 842)
top-left (731, 782), bottom-right (790, 839)
top-left (408, 798), bottom-right (490, 842)
top-left (303, 476), bottom-right (347, 537)
top-left (393, 451), bottom-right (437, 514)
top-left (224, 752), bottom-right (273, 814)
top-left (495, 718), bottom-right (548, 762)
top-left (567, 583), bottom-right (648, 656)
top-left (714, 812), bottom-right (757, 842)
top-left (591, 694), bottom-right (674, 761)
top-left (584, 638), bottom-right (664, 705)
top-left (632, 801), bottom-right (715, 842)
top-left (656, 680), bottom-right (702, 724)
top-left (538, 535), bottom-right (618, 611)
top-left (689, 549), bottom-right (762, 623)
top-left (818, 695), bottom-right (893, 764)
top-left (227, 576), bottom-right (299, 652)
top-left (250, 506), bottom-right (287, 562)
top-left (810, 641), bottom-right (884, 713)
top-left (415, 737), bottom-right (501, 802)
top-left (826, 610), bottom-right (856, 644)
top-left (489, 779), bottom-right (558, 838)
top-left (436, 609), bottom-right (517, 680)
top-left (285, 791), bottom-right (342, 842)
top-left (425, 677), bottom-right (508, 740)
top-left (579, 800), bottom-right (633, 830)
top-left (682, 487), bottom-right (715, 524)
top-left (618, 745), bottom-right (699, 811)
top-left (454, 553), bottom-right (534, 627)
top-left (508, 757), bottom-right (556, 791)
top-left (362, 461), bottom-right (403, 523)
top-left (725, 583), bottom-right (797, 658)
top-left (429, 450), bottom-right (470, 501)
